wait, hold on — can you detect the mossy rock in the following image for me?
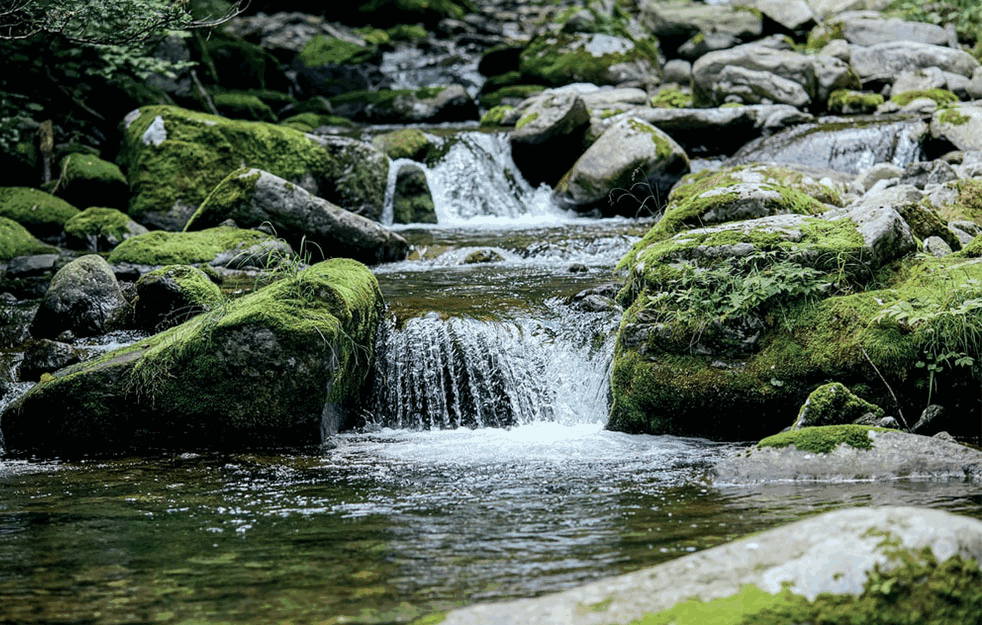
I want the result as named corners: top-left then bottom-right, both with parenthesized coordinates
top-left (372, 129), bottom-right (433, 161)
top-left (133, 265), bottom-right (224, 330)
top-left (891, 89), bottom-right (959, 107)
top-left (53, 153), bottom-right (129, 209)
top-left (64, 207), bottom-right (148, 252)
top-left (280, 113), bottom-right (353, 132)
top-left (108, 226), bottom-right (291, 268)
top-left (294, 35), bottom-right (384, 97)
top-left (0, 216), bottom-right (57, 260)
top-left (212, 93), bottom-right (276, 122)
top-left (1, 259), bottom-right (385, 456)
top-left (520, 32), bottom-right (661, 87)
top-left (393, 164), bottom-right (436, 224)
top-left (0, 187), bottom-right (80, 239)
top-left (195, 31), bottom-right (287, 92)
top-left (828, 89), bottom-right (884, 115)
top-left (650, 87), bottom-right (693, 109)
top-left (329, 87), bottom-right (477, 124)
top-left (936, 178), bottom-right (982, 225)
top-left (792, 383), bottom-right (885, 429)
top-left (479, 85), bottom-right (546, 109)
top-left (480, 105), bottom-right (515, 127)
top-left (759, 424), bottom-right (886, 454)
top-left (120, 105), bottom-right (352, 231)
top-left (962, 235), bottom-right (982, 258)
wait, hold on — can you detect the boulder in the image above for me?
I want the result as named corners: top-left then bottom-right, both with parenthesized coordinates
top-left (834, 12), bottom-right (950, 47)
top-left (519, 32), bottom-right (661, 88)
top-left (187, 169), bottom-right (409, 264)
top-left (372, 129), bottom-right (434, 161)
top-left (306, 135), bottom-right (390, 220)
top-left (1, 259), bottom-right (385, 456)
top-left (392, 163), bottom-right (436, 225)
top-left (133, 265), bottom-right (224, 331)
top-left (851, 42), bottom-right (979, 86)
top-left (108, 226), bottom-right (294, 269)
top-left (509, 92), bottom-right (590, 186)
top-left (329, 86), bottom-right (477, 124)
top-left (120, 105), bottom-right (384, 231)
top-left (716, 426), bottom-right (982, 483)
top-left (18, 339), bottom-right (81, 381)
top-left (53, 153), bottom-right (129, 209)
top-left (745, 0), bottom-right (816, 32)
top-left (429, 506), bottom-right (982, 624)
top-left (0, 217), bottom-right (56, 261)
top-left (63, 207), bottom-right (148, 252)
top-left (293, 34), bottom-right (384, 97)
top-left (555, 117), bottom-right (689, 215)
top-left (931, 104), bottom-right (982, 152)
top-left (211, 93), bottom-right (276, 122)
top-left (692, 43), bottom-right (857, 108)
top-left (30, 255), bottom-right (129, 339)
top-left (792, 382), bottom-right (884, 429)
top-left (0, 187), bottom-right (79, 240)
top-left (639, 0), bottom-right (763, 50)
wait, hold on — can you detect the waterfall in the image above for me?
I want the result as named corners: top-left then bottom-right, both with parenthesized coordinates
top-left (383, 132), bottom-right (571, 226)
top-left (368, 305), bottom-right (617, 430)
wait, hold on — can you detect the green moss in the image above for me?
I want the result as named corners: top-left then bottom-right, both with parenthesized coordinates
top-left (938, 179), bottom-right (982, 224)
top-left (108, 226), bottom-right (280, 265)
top-left (279, 113), bottom-right (353, 132)
top-left (519, 32), bottom-right (659, 87)
top-left (355, 27), bottom-right (391, 46)
top-left (185, 169), bottom-right (261, 231)
top-left (57, 153), bottom-right (126, 189)
top-left (0, 187), bottom-right (80, 238)
top-left (410, 613), bottom-right (447, 625)
top-left (938, 108), bottom-right (971, 126)
top-left (387, 24), bottom-right (428, 41)
top-left (479, 85), bottom-right (545, 108)
top-left (651, 87), bottom-right (693, 109)
top-left (212, 93), bottom-right (275, 122)
top-left (298, 35), bottom-right (376, 67)
top-left (759, 424), bottom-right (884, 453)
top-left (828, 89), bottom-right (884, 114)
top-left (891, 88), bottom-right (959, 107)
top-left (515, 112), bottom-right (539, 130)
top-left (0, 216), bottom-right (57, 260)
top-left (120, 105), bottom-right (338, 224)
top-left (480, 105), bottom-right (515, 126)
top-left (372, 129), bottom-right (432, 160)
top-left (138, 264), bottom-right (224, 309)
top-left (804, 20), bottom-right (845, 53)
top-left (794, 382), bottom-right (884, 428)
top-left (64, 207), bottom-right (132, 241)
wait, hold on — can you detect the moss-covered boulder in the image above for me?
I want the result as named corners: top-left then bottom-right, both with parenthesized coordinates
top-left (329, 86), bottom-right (478, 124)
top-left (194, 31), bottom-right (287, 92)
top-left (108, 226), bottom-right (292, 268)
top-left (930, 103), bottom-right (982, 151)
top-left (186, 169), bottom-right (409, 264)
top-left (519, 32), bottom-right (661, 88)
top-left (934, 178), bottom-right (982, 225)
top-left (0, 217), bottom-right (57, 260)
top-left (279, 112), bottom-right (354, 133)
top-left (428, 507), bottom-right (982, 625)
top-left (792, 382), bottom-right (885, 429)
top-left (828, 89), bottom-right (884, 115)
top-left (53, 153), bottom-right (129, 209)
top-left (555, 117), bottom-right (689, 215)
top-left (1, 259), bottom-right (385, 456)
top-left (0, 187), bottom-right (80, 240)
top-left (293, 34), bottom-right (384, 98)
top-left (312, 135), bottom-right (390, 220)
top-left (133, 265), bottom-right (224, 331)
top-left (30, 255), bottom-right (129, 339)
top-left (212, 93), bottom-right (276, 122)
top-left (120, 105), bottom-right (382, 230)
top-left (372, 129), bottom-right (433, 161)
top-left (64, 207), bottom-right (149, 252)
top-left (392, 163), bottom-right (436, 225)
top-left (509, 92), bottom-right (591, 186)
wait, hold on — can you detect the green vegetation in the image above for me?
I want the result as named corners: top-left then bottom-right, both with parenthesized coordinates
top-left (651, 87), bottom-right (692, 109)
top-left (372, 129), bottom-right (432, 160)
top-left (0, 216), bottom-right (57, 259)
top-left (298, 36), bottom-right (377, 67)
top-left (212, 93), bottom-right (275, 122)
top-left (108, 226), bottom-right (282, 265)
top-left (794, 382), bottom-right (885, 428)
top-left (0, 186), bottom-right (80, 238)
top-left (889, 0), bottom-right (982, 52)
top-left (279, 113), bottom-right (353, 132)
top-left (828, 90), bottom-right (884, 114)
top-left (940, 179), bottom-right (982, 224)
top-left (938, 108), bottom-right (971, 126)
top-left (64, 207), bottom-right (135, 243)
top-left (515, 112), bottom-right (539, 130)
top-left (480, 105), bottom-right (515, 126)
top-left (519, 32), bottom-right (659, 87)
top-left (479, 85), bottom-right (545, 108)
top-left (135, 264), bottom-right (225, 329)
top-left (891, 89), bottom-right (959, 107)
top-left (759, 424), bottom-right (885, 453)
top-left (55, 153), bottom-right (127, 207)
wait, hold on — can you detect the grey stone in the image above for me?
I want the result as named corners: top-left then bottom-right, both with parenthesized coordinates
top-left (510, 93), bottom-right (590, 185)
top-left (902, 160), bottom-right (958, 188)
top-left (837, 12), bottom-right (950, 47)
top-left (924, 235), bottom-right (953, 256)
top-left (857, 163), bottom-right (902, 191)
top-left (133, 265), bottom-right (224, 331)
top-left (677, 31), bottom-right (741, 62)
top-left (891, 67), bottom-right (947, 95)
top-left (913, 404), bottom-right (945, 434)
top-left (931, 103), bottom-right (982, 151)
top-left (662, 59), bottom-right (691, 84)
top-left (851, 42), bottom-right (979, 85)
top-left (639, 0), bottom-right (763, 42)
top-left (6, 254), bottom-right (59, 278)
top-left (18, 339), bottom-right (80, 381)
top-left (747, 0), bottom-right (816, 31)
top-left (30, 255), bottom-right (128, 339)
top-left (819, 38), bottom-right (851, 62)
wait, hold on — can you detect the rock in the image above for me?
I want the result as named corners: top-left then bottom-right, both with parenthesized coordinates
top-left (0, 218), bottom-right (56, 261)
top-left (108, 226), bottom-right (294, 269)
top-left (64, 207), bottom-right (148, 252)
top-left (857, 163), bottom-right (902, 191)
top-left (934, 431), bottom-right (957, 442)
top-left (819, 38), bottom-right (851, 62)
top-left (0, 297), bottom-right (35, 350)
top-left (462, 249), bottom-right (504, 264)
top-left (567, 263), bottom-right (589, 274)
top-left (18, 339), bottom-right (80, 381)
top-left (931, 104), bottom-right (982, 152)
top-left (0, 187), bottom-right (79, 240)
top-left (835, 12), bottom-right (950, 47)
top-left (53, 153), bottom-right (128, 209)
top-left (677, 31), bottom-right (742, 62)
top-left (293, 34), bottom-right (384, 97)
top-left (5, 253), bottom-right (58, 278)
top-left (745, 0), bottom-right (815, 32)
top-left (519, 32), bottom-right (661, 88)
top-left (392, 164), bottom-right (436, 225)
top-left (692, 43), bottom-right (856, 108)
top-left (827, 89), bottom-right (883, 115)
top-left (639, 0), bottom-right (763, 50)
top-left (30, 255), bottom-right (129, 339)
top-left (902, 160), bottom-right (958, 189)
top-left (372, 129), bottom-right (433, 161)
top-left (133, 265), bottom-right (224, 331)
top-left (912, 404), bottom-right (945, 435)
top-left (305, 135), bottom-right (390, 220)
top-left (729, 117), bottom-right (928, 174)
top-left (211, 93), bottom-right (276, 122)
top-left (186, 169), bottom-right (408, 264)
top-left (193, 31), bottom-right (287, 92)
top-left (597, 105), bottom-right (812, 156)
top-left (924, 236), bottom-right (953, 256)
top-left (330, 86), bottom-right (478, 124)
top-left (716, 426), bottom-right (982, 483)
top-left (792, 382), bottom-right (884, 429)
top-left (891, 67), bottom-right (947, 94)
top-left (554, 117), bottom-right (690, 215)
top-left (851, 42), bottom-right (979, 86)
top-left (120, 105), bottom-right (392, 230)
top-left (1, 259), bottom-right (384, 456)
top-left (430, 506), bottom-right (982, 624)
top-left (509, 92), bottom-right (590, 186)
top-left (662, 59), bottom-right (691, 84)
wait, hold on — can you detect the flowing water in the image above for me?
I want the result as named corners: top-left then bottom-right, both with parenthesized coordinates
top-left (1, 130), bottom-right (981, 625)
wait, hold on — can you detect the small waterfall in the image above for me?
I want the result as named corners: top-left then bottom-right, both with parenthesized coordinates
top-left (383, 132), bottom-right (569, 226)
top-left (369, 306), bottom-right (617, 430)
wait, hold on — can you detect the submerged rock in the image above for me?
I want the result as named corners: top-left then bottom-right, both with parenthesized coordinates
top-left (187, 168), bottom-right (409, 264)
top-left (554, 117), bottom-right (689, 215)
top-left (2, 259), bottom-right (384, 456)
top-left (716, 426), bottom-right (982, 483)
top-left (30, 255), bottom-right (129, 339)
top-left (133, 265), bottom-right (224, 331)
top-left (428, 506), bottom-right (982, 624)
